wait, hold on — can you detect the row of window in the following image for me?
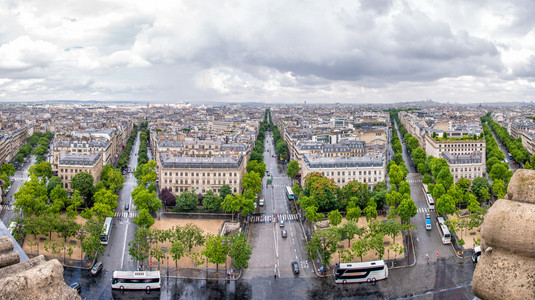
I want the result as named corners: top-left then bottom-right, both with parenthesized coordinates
top-left (334, 177), bottom-right (380, 184)
top-left (322, 170), bottom-right (382, 176)
top-left (163, 172), bottom-right (238, 177)
top-left (163, 186), bottom-right (238, 194)
top-left (163, 178), bottom-right (238, 185)
top-left (451, 167), bottom-right (482, 173)
top-left (60, 168), bottom-right (90, 174)
top-left (454, 173), bottom-right (485, 179)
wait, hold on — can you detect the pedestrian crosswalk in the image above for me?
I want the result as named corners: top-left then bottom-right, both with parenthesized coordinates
top-left (1, 204), bottom-right (13, 210)
top-left (417, 207), bottom-right (431, 213)
top-left (408, 178), bottom-right (422, 183)
top-left (114, 211), bottom-right (138, 218)
top-left (248, 213), bottom-right (300, 223)
top-left (299, 260), bottom-right (310, 270)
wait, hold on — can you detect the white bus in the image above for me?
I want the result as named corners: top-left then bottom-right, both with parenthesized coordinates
top-left (285, 186), bottom-right (294, 200)
top-left (111, 271), bottom-right (161, 291)
top-left (425, 193), bottom-right (435, 211)
top-left (100, 217), bottom-right (113, 245)
top-left (334, 260), bottom-right (388, 284)
top-left (436, 216), bottom-right (451, 244)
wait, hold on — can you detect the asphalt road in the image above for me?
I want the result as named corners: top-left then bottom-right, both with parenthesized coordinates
top-left (1, 155), bottom-right (36, 225)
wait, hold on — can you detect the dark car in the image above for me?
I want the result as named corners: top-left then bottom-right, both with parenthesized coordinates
top-left (91, 262), bottom-right (103, 276)
top-left (282, 229), bottom-right (287, 238)
top-left (124, 203), bottom-right (129, 210)
top-left (70, 282), bottom-right (81, 294)
top-left (291, 261), bottom-right (300, 274)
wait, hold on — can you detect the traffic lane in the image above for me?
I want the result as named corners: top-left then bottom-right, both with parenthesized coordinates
top-left (278, 221), bottom-right (311, 279)
top-left (63, 266), bottom-right (112, 300)
top-left (242, 223), bottom-right (278, 281)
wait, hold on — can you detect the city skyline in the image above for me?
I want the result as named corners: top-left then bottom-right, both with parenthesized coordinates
top-left (1, 0), bottom-right (535, 104)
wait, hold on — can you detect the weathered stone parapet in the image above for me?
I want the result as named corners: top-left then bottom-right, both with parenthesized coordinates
top-left (473, 169), bottom-right (535, 300)
top-left (480, 199), bottom-right (535, 258)
top-left (472, 249), bottom-right (535, 300)
top-left (0, 237), bottom-right (19, 269)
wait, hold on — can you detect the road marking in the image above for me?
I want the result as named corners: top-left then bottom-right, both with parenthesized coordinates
top-left (121, 218), bottom-right (129, 269)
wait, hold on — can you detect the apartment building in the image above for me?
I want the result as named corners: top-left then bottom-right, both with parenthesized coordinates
top-left (300, 153), bottom-right (385, 188)
top-left (158, 153), bottom-right (246, 195)
top-left (0, 126), bottom-right (29, 164)
top-left (57, 152), bottom-right (103, 192)
top-left (53, 139), bottom-right (111, 172)
top-left (442, 151), bottom-right (485, 180)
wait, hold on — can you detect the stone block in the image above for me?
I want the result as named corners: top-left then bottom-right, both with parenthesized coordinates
top-left (506, 169), bottom-right (535, 204)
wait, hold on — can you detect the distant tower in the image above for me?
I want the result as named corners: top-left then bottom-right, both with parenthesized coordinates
top-left (304, 100), bottom-right (307, 106)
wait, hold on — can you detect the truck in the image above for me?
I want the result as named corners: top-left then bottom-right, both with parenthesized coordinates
top-left (425, 213), bottom-right (432, 230)
top-left (472, 246), bottom-right (482, 263)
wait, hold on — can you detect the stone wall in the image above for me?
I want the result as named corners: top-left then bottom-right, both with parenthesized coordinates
top-left (472, 169), bottom-right (535, 300)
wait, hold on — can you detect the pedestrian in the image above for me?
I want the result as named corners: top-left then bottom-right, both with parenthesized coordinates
top-left (426, 253), bottom-right (429, 264)
top-left (436, 251), bottom-right (439, 260)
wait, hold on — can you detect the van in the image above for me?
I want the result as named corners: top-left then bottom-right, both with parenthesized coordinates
top-left (472, 246), bottom-right (482, 263)
top-left (425, 213), bottom-right (432, 231)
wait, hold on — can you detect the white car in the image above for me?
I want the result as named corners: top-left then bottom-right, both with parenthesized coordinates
top-left (259, 198), bottom-right (264, 206)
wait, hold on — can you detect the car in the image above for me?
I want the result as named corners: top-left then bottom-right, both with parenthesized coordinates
top-left (279, 220), bottom-right (284, 227)
top-left (91, 262), bottom-right (103, 276)
top-left (282, 229), bottom-right (287, 238)
top-left (124, 203), bottom-right (129, 210)
top-left (69, 282), bottom-right (81, 294)
top-left (259, 198), bottom-right (264, 206)
top-left (266, 170), bottom-right (270, 176)
top-left (425, 213), bottom-right (430, 220)
top-left (291, 261), bottom-right (300, 274)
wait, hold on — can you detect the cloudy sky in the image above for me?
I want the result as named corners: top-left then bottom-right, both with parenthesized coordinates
top-left (1, 0), bottom-right (535, 104)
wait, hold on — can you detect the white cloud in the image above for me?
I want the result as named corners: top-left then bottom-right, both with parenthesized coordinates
top-left (1, 0), bottom-right (535, 102)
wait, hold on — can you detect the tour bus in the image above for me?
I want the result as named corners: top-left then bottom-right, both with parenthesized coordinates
top-left (100, 217), bottom-right (113, 245)
top-left (334, 260), bottom-right (388, 284)
top-left (111, 271), bottom-right (161, 291)
top-left (425, 193), bottom-right (435, 211)
top-left (286, 186), bottom-right (294, 201)
top-left (436, 216), bottom-right (451, 244)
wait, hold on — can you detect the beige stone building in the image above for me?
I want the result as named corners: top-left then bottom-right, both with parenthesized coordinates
top-left (441, 151), bottom-right (485, 180)
top-left (300, 153), bottom-right (385, 188)
top-left (0, 126), bottom-right (29, 164)
top-left (158, 153), bottom-right (246, 195)
top-left (58, 152), bottom-right (103, 192)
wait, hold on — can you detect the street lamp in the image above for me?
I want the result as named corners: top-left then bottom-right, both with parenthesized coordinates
top-left (147, 235), bottom-right (156, 271)
top-left (77, 229), bottom-right (86, 268)
top-left (222, 238), bottom-right (231, 279)
top-left (320, 237), bottom-right (328, 275)
top-left (161, 247), bottom-right (169, 277)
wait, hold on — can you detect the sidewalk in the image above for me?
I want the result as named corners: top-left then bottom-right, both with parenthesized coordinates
top-left (154, 267), bottom-right (242, 281)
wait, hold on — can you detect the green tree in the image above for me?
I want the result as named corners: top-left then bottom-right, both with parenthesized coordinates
top-left (72, 172), bottom-right (95, 206)
top-left (305, 206), bottom-right (324, 223)
top-left (247, 160), bottom-right (266, 178)
top-left (93, 188), bottom-right (119, 211)
top-left (134, 208), bottom-right (155, 228)
top-left (342, 181), bottom-right (370, 208)
top-left (407, 136), bottom-right (419, 150)
top-left (221, 194), bottom-right (241, 221)
top-left (492, 179), bottom-right (506, 199)
top-left (13, 175), bottom-right (48, 217)
top-left (29, 161), bottom-right (53, 179)
top-left (228, 232), bottom-right (253, 269)
top-left (436, 194), bottom-right (456, 215)
top-left (338, 220), bottom-right (362, 248)
top-left (242, 171), bottom-right (262, 195)
top-left (457, 178), bottom-right (471, 193)
top-left (129, 227), bottom-right (150, 266)
top-left (364, 198), bottom-right (378, 222)
top-left (432, 183), bottom-right (446, 200)
top-left (132, 187), bottom-right (162, 213)
top-left (328, 209), bottom-right (343, 227)
top-left (46, 176), bottom-right (63, 195)
top-left (81, 217), bottom-right (105, 261)
top-left (287, 160), bottom-right (300, 180)
top-left (202, 190), bottom-right (222, 211)
top-left (351, 238), bottom-right (370, 262)
top-left (81, 202), bottom-right (114, 221)
top-left (346, 206), bottom-right (362, 222)
top-left (219, 184), bottom-right (232, 200)
top-left (134, 160), bottom-right (157, 187)
top-left (181, 224), bottom-right (206, 253)
top-left (471, 177), bottom-right (490, 200)
top-left (174, 190), bottom-right (198, 212)
top-left (436, 168), bottom-right (454, 190)
top-left (306, 228), bottom-right (340, 272)
top-left (388, 164), bottom-right (404, 187)
top-left (490, 163), bottom-right (512, 183)
top-left (397, 197), bottom-right (417, 223)
top-left (309, 177), bottom-right (339, 212)
top-left (203, 234), bottom-right (227, 272)
top-left (398, 181), bottom-right (411, 197)
top-left (49, 185), bottom-right (69, 213)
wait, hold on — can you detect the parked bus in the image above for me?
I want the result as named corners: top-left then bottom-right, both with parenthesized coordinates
top-left (334, 260), bottom-right (388, 284)
top-left (286, 186), bottom-right (294, 200)
top-left (111, 271), bottom-right (161, 291)
top-left (100, 217), bottom-right (113, 245)
top-left (436, 216), bottom-right (451, 244)
top-left (425, 193), bottom-right (435, 211)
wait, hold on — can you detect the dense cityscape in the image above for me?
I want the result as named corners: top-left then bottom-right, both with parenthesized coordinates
top-left (2, 1), bottom-right (535, 299)
top-left (0, 101), bottom-right (533, 299)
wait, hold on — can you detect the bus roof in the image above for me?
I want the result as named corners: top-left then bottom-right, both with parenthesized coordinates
top-left (338, 260), bottom-right (385, 269)
top-left (112, 271), bottom-right (161, 278)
